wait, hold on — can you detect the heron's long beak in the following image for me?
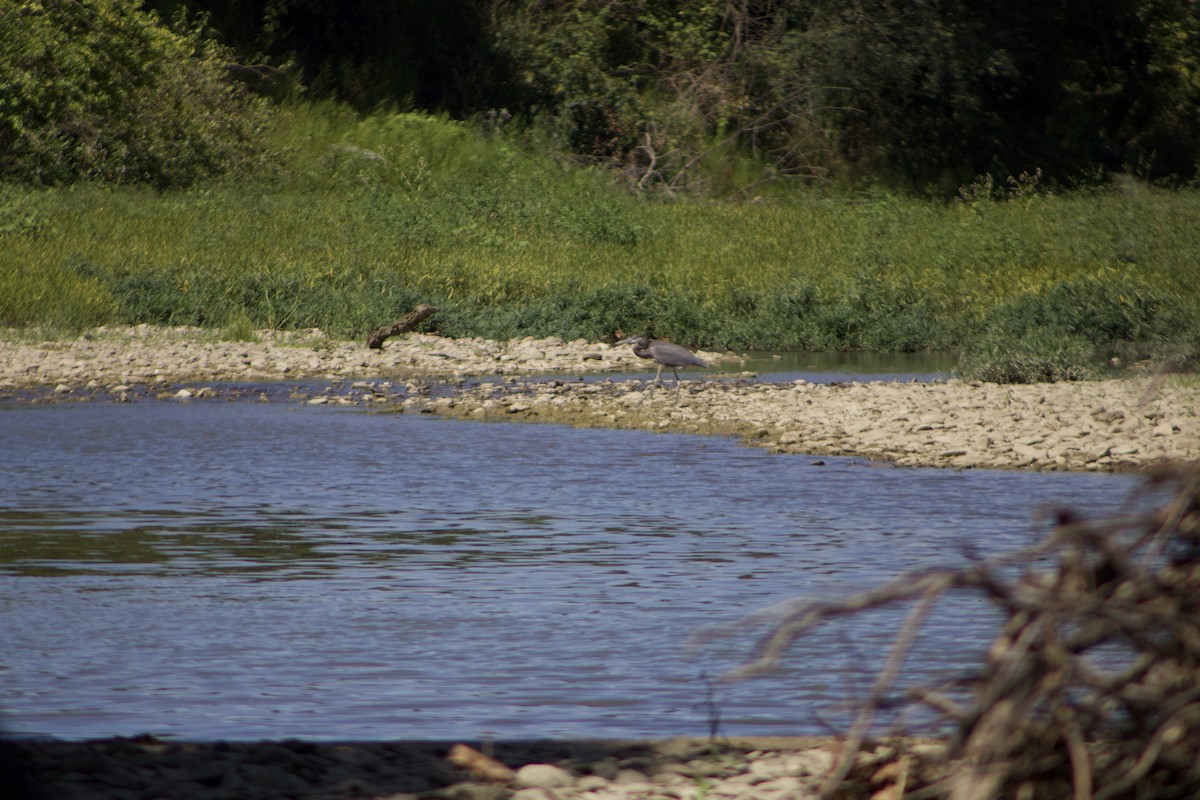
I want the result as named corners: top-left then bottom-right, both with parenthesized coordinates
top-left (613, 337), bottom-right (636, 346)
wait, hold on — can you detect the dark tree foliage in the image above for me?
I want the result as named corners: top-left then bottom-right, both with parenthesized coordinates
top-left (49, 0), bottom-right (1200, 193)
top-left (143, 0), bottom-right (507, 112)
top-left (482, 0), bottom-right (1200, 193)
top-left (811, 0), bottom-right (1200, 191)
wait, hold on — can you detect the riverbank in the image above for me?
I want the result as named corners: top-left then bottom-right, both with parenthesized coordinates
top-left (0, 325), bottom-right (672, 387)
top-left (430, 371), bottom-right (1200, 471)
top-left (8, 734), bottom-right (942, 800)
top-left (3, 326), bottom-right (1198, 471)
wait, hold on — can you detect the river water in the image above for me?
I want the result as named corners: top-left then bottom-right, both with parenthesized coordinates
top-left (0, 375), bottom-right (1150, 742)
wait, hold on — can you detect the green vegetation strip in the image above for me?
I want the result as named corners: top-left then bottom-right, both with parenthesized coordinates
top-left (3, 105), bottom-right (1199, 383)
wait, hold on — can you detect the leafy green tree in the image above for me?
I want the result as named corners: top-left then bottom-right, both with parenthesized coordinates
top-left (492, 0), bottom-right (1200, 193)
top-left (490, 0), bottom-right (836, 195)
top-left (0, 0), bottom-right (271, 187)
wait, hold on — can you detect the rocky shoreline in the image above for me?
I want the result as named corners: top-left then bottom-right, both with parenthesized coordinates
top-left (8, 734), bottom-right (942, 800)
top-left (0, 325), bottom-right (668, 388)
top-left (3, 325), bottom-right (1198, 472)
top-left (427, 372), bottom-right (1200, 471)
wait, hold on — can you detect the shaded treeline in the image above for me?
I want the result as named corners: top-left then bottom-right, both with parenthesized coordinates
top-left (143, 0), bottom-right (1200, 195)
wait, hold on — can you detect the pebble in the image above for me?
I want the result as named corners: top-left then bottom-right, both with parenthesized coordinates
top-left (516, 764), bottom-right (575, 789)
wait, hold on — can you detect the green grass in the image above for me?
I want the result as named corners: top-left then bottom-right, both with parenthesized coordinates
top-left (2, 101), bottom-right (1198, 381)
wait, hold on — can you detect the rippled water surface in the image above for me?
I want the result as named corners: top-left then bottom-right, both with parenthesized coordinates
top-left (0, 398), bottom-right (1147, 741)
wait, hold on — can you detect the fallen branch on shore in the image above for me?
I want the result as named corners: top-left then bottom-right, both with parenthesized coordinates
top-left (698, 462), bottom-right (1200, 799)
top-left (366, 304), bottom-right (439, 349)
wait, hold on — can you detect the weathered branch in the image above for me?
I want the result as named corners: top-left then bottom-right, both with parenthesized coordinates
top-left (694, 462), bottom-right (1200, 800)
top-left (366, 304), bottom-right (439, 349)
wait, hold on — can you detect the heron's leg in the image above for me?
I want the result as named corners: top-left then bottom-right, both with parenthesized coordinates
top-left (635, 377), bottom-right (659, 407)
top-left (672, 367), bottom-right (682, 403)
top-left (636, 363), bottom-right (666, 407)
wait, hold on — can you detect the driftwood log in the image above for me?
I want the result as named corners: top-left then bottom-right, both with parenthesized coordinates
top-left (366, 304), bottom-right (439, 349)
top-left (696, 462), bottom-right (1200, 800)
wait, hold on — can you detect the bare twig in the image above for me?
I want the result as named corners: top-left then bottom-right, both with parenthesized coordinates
top-left (697, 463), bottom-right (1200, 800)
top-left (820, 588), bottom-right (944, 796)
top-left (366, 304), bottom-right (439, 349)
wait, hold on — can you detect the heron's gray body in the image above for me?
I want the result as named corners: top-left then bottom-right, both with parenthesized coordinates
top-left (615, 336), bottom-right (707, 401)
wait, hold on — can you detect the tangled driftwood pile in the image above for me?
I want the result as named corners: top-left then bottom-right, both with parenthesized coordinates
top-left (709, 462), bottom-right (1200, 799)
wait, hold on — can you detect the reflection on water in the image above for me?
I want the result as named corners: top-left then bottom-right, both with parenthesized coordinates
top-left (0, 400), bottom-right (1147, 741)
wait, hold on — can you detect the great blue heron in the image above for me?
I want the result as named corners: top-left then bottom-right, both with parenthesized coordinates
top-left (615, 335), bottom-right (707, 402)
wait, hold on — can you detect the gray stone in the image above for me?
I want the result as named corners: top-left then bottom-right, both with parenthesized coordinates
top-left (512, 789), bottom-right (557, 800)
top-left (577, 775), bottom-right (612, 791)
top-left (586, 758), bottom-right (621, 780)
top-left (516, 763), bottom-right (575, 789)
top-left (613, 768), bottom-right (650, 785)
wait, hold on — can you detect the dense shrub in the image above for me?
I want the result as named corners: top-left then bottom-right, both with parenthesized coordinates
top-left (955, 275), bottom-right (1190, 382)
top-left (0, 0), bottom-right (271, 187)
top-left (955, 331), bottom-right (1105, 384)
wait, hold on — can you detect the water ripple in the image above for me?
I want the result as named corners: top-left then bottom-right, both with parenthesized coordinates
top-left (0, 401), bottom-right (1147, 740)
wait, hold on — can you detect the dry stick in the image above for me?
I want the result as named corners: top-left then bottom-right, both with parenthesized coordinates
top-left (819, 587), bottom-right (945, 797)
top-left (906, 686), bottom-right (968, 721)
top-left (905, 776), bottom-right (961, 800)
top-left (705, 515), bottom-right (1139, 677)
top-left (366, 303), bottom-right (439, 349)
top-left (636, 130), bottom-right (664, 190)
top-left (1093, 693), bottom-right (1200, 800)
top-left (1141, 470), bottom-right (1200, 566)
top-left (699, 518), bottom-right (1150, 675)
top-left (714, 574), bottom-right (969, 683)
top-left (1057, 708), bottom-right (1094, 800)
top-left (705, 470), bottom-right (1200, 798)
top-left (716, 572), bottom-right (961, 681)
top-left (946, 616), bottom-right (1051, 800)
